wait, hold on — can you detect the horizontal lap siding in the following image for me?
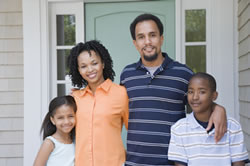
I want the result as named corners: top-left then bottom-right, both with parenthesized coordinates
top-left (238, 0), bottom-right (250, 159)
top-left (0, 158), bottom-right (23, 166)
top-left (0, 0), bottom-right (24, 165)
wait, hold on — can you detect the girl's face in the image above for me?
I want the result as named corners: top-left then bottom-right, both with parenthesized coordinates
top-left (77, 50), bottom-right (105, 88)
top-left (50, 105), bottom-right (76, 135)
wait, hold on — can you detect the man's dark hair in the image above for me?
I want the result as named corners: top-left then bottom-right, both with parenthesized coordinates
top-left (130, 13), bottom-right (164, 40)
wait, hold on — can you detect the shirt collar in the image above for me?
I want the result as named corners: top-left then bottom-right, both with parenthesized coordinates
top-left (188, 112), bottom-right (204, 129)
top-left (135, 52), bottom-right (173, 69)
top-left (79, 79), bottom-right (112, 96)
top-left (188, 112), bottom-right (215, 135)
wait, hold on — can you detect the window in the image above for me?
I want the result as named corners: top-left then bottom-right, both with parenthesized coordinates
top-left (185, 9), bottom-right (206, 73)
top-left (56, 15), bottom-right (75, 96)
top-left (182, 0), bottom-right (211, 73)
top-left (49, 2), bottom-right (84, 98)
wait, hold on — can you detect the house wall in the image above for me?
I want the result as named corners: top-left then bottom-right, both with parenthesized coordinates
top-left (238, 0), bottom-right (250, 158)
top-left (8, 0), bottom-right (248, 165)
top-left (0, 0), bottom-right (24, 165)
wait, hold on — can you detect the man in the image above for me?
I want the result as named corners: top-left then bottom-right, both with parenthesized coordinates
top-left (120, 13), bottom-right (227, 166)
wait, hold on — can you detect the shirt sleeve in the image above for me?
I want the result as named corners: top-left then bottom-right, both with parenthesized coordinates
top-left (229, 119), bottom-right (249, 163)
top-left (168, 125), bottom-right (188, 164)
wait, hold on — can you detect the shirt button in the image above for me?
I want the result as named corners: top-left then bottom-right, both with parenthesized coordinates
top-left (146, 72), bottom-right (150, 75)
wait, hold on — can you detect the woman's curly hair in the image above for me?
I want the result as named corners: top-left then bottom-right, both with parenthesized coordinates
top-left (67, 40), bottom-right (115, 88)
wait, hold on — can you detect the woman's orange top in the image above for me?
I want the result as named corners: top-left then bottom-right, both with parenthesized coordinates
top-left (72, 79), bottom-right (129, 166)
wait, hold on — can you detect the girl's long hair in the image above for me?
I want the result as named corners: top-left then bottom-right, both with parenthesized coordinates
top-left (40, 95), bottom-right (77, 140)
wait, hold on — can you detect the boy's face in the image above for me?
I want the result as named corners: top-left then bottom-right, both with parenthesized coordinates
top-left (187, 77), bottom-right (217, 114)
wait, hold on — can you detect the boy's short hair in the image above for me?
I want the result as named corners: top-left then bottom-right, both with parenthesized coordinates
top-left (189, 72), bottom-right (217, 92)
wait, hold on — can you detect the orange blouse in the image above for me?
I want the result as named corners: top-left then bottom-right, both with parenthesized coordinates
top-left (72, 79), bottom-right (129, 166)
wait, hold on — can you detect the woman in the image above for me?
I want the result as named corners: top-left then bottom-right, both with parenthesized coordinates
top-left (68, 40), bottom-right (129, 166)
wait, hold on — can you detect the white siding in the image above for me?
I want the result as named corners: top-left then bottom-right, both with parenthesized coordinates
top-left (0, 0), bottom-right (22, 12)
top-left (0, 78), bottom-right (24, 91)
top-left (0, 118), bottom-right (23, 131)
top-left (0, 53), bottom-right (23, 65)
top-left (0, 0), bottom-right (24, 165)
top-left (0, 13), bottom-right (23, 26)
top-left (0, 105), bottom-right (23, 118)
top-left (0, 39), bottom-right (23, 52)
top-left (0, 26), bottom-right (23, 39)
top-left (0, 158), bottom-right (23, 166)
top-left (238, 0), bottom-right (250, 158)
top-left (0, 131), bottom-right (23, 144)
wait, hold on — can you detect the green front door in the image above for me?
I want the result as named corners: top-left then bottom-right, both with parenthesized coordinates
top-left (85, 0), bottom-right (175, 147)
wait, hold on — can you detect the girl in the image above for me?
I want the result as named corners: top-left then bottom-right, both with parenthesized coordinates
top-left (68, 40), bottom-right (129, 166)
top-left (33, 95), bottom-right (77, 166)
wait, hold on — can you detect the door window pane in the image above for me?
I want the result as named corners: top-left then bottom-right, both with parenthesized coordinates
top-left (57, 83), bottom-right (71, 96)
top-left (185, 9), bottom-right (206, 42)
top-left (57, 84), bottom-right (66, 96)
top-left (57, 15), bottom-right (76, 46)
top-left (186, 46), bottom-right (206, 73)
top-left (57, 49), bottom-right (70, 80)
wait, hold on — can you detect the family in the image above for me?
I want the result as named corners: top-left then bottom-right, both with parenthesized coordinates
top-left (33, 14), bottom-right (249, 166)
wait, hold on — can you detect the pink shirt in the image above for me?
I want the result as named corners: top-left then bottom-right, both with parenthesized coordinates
top-left (72, 79), bottom-right (129, 166)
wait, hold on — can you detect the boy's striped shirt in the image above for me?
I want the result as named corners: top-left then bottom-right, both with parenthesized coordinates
top-left (168, 112), bottom-right (249, 166)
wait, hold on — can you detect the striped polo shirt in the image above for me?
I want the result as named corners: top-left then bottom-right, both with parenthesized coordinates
top-left (120, 53), bottom-right (193, 166)
top-left (168, 112), bottom-right (249, 166)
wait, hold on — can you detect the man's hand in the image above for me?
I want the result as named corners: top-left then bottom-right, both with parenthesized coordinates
top-left (206, 103), bottom-right (227, 143)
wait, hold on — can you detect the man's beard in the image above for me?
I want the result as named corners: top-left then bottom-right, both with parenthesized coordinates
top-left (143, 52), bottom-right (158, 62)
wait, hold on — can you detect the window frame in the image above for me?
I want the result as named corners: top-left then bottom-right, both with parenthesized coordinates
top-left (49, 2), bottom-right (84, 98)
top-left (181, 0), bottom-right (212, 72)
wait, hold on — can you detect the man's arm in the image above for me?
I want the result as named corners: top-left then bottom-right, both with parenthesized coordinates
top-left (206, 103), bottom-right (227, 142)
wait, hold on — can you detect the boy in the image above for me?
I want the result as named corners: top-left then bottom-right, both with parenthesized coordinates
top-left (168, 72), bottom-right (249, 166)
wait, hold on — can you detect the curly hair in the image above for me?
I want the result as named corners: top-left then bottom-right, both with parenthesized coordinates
top-left (67, 40), bottom-right (115, 88)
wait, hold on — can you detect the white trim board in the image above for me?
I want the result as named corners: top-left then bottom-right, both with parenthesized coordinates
top-left (23, 0), bottom-right (44, 165)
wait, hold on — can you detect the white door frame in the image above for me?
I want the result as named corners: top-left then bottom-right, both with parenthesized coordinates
top-left (23, 0), bottom-right (238, 165)
top-left (23, 0), bottom-right (49, 165)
